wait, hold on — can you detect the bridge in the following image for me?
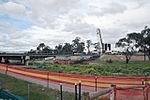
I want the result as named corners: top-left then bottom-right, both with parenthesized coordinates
top-left (0, 53), bottom-right (57, 65)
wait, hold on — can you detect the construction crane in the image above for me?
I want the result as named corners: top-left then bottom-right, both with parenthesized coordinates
top-left (96, 28), bottom-right (103, 55)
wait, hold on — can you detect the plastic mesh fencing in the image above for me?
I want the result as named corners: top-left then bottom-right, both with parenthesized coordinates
top-left (116, 89), bottom-right (144, 100)
top-left (145, 85), bottom-right (150, 100)
top-left (0, 64), bottom-right (150, 93)
top-left (99, 90), bottom-right (114, 100)
top-left (92, 86), bottom-right (150, 100)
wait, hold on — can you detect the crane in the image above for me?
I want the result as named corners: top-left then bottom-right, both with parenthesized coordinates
top-left (96, 28), bottom-right (103, 55)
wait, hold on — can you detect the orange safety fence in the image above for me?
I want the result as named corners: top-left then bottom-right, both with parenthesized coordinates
top-left (0, 64), bottom-right (150, 92)
top-left (98, 89), bottom-right (114, 100)
top-left (91, 85), bottom-right (150, 100)
top-left (115, 85), bottom-right (150, 100)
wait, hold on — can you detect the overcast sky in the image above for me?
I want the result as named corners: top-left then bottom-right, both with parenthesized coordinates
top-left (0, 0), bottom-right (150, 52)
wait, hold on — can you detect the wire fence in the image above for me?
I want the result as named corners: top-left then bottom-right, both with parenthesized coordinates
top-left (0, 76), bottom-right (75, 100)
top-left (0, 64), bottom-right (150, 100)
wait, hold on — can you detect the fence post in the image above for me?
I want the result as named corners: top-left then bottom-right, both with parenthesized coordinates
top-left (60, 83), bottom-right (63, 100)
top-left (5, 65), bottom-right (8, 74)
top-left (82, 92), bottom-right (90, 100)
top-left (143, 85), bottom-right (149, 100)
top-left (142, 79), bottom-right (146, 85)
top-left (47, 72), bottom-right (49, 88)
top-left (147, 86), bottom-right (149, 100)
top-left (27, 84), bottom-right (30, 100)
top-left (75, 83), bottom-right (78, 100)
top-left (79, 81), bottom-right (82, 100)
top-left (111, 84), bottom-right (116, 100)
top-left (95, 76), bottom-right (98, 92)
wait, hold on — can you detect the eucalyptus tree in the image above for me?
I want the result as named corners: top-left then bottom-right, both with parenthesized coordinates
top-left (37, 43), bottom-right (46, 52)
top-left (141, 26), bottom-right (150, 61)
top-left (62, 43), bottom-right (73, 55)
top-left (55, 44), bottom-right (63, 54)
top-left (127, 26), bottom-right (150, 61)
top-left (116, 36), bottom-right (136, 64)
top-left (86, 40), bottom-right (92, 54)
top-left (72, 37), bottom-right (85, 53)
top-left (43, 46), bottom-right (53, 54)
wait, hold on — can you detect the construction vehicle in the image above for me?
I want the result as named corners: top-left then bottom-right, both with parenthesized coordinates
top-left (96, 28), bottom-right (111, 55)
top-left (44, 28), bottom-right (108, 64)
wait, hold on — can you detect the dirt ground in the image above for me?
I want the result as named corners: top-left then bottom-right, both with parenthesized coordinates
top-left (100, 54), bottom-right (149, 62)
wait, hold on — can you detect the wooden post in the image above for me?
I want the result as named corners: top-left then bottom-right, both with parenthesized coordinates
top-left (95, 76), bottom-right (98, 92)
top-left (111, 84), bottom-right (116, 100)
top-left (27, 84), bottom-right (30, 100)
top-left (75, 83), bottom-right (78, 100)
top-left (47, 72), bottom-right (49, 88)
top-left (147, 87), bottom-right (149, 100)
top-left (60, 83), bottom-right (63, 100)
top-left (79, 81), bottom-right (82, 100)
top-left (143, 85), bottom-right (149, 100)
top-left (5, 65), bottom-right (8, 74)
top-left (142, 79), bottom-right (146, 85)
top-left (90, 87), bottom-right (114, 100)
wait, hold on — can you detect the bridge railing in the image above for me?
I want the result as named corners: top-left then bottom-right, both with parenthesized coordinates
top-left (0, 53), bottom-right (56, 56)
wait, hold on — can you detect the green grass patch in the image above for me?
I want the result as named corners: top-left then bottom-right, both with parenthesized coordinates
top-left (0, 74), bottom-right (74, 100)
top-left (34, 61), bottom-right (150, 76)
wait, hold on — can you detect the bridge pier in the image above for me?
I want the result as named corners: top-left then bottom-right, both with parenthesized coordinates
top-left (0, 57), bottom-right (2, 63)
top-left (0, 57), bottom-right (9, 64)
top-left (25, 56), bottom-right (30, 66)
top-left (1, 57), bottom-right (5, 63)
top-left (21, 56), bottom-right (25, 65)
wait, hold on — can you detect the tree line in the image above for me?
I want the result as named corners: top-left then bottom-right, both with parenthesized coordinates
top-left (116, 26), bottom-right (150, 63)
top-left (28, 37), bottom-right (95, 55)
top-left (28, 26), bottom-right (150, 63)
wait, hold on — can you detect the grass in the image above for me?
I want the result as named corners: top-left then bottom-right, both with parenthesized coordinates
top-left (0, 74), bottom-right (74, 100)
top-left (34, 61), bottom-right (150, 76)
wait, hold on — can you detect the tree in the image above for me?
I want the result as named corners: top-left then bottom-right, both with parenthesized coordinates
top-left (77, 42), bottom-right (85, 53)
top-left (72, 37), bottom-right (85, 53)
top-left (37, 43), bottom-right (45, 53)
top-left (55, 44), bottom-right (63, 54)
top-left (116, 36), bottom-right (135, 64)
top-left (43, 46), bottom-right (53, 54)
top-left (28, 49), bottom-right (36, 54)
top-left (86, 40), bottom-right (92, 54)
top-left (141, 26), bottom-right (150, 61)
top-left (127, 26), bottom-right (150, 61)
top-left (62, 43), bottom-right (73, 55)
top-left (36, 47), bottom-right (40, 53)
top-left (72, 37), bottom-right (80, 53)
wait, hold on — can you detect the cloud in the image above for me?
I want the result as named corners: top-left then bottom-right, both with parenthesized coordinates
top-left (25, 0), bottom-right (80, 29)
top-left (0, 0), bottom-right (150, 52)
top-left (0, 25), bottom-right (79, 52)
top-left (100, 2), bottom-right (127, 16)
top-left (0, 22), bottom-right (20, 33)
top-left (0, 32), bottom-right (7, 43)
top-left (0, 1), bottom-right (26, 16)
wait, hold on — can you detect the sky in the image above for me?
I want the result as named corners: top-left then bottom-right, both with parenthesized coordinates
top-left (0, 0), bottom-right (150, 52)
